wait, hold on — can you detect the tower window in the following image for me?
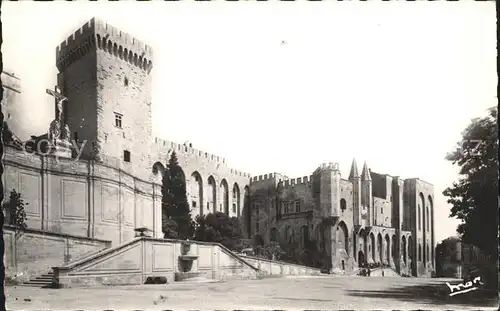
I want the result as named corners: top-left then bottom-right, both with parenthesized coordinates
top-left (192, 201), bottom-right (196, 208)
top-left (123, 150), bottom-right (131, 162)
top-left (114, 113), bottom-right (123, 128)
top-left (124, 77), bottom-right (129, 86)
top-left (295, 200), bottom-right (301, 213)
top-left (340, 199), bottom-right (347, 212)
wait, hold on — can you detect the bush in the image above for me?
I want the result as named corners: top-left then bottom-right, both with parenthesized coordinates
top-left (193, 212), bottom-right (243, 251)
top-left (3, 190), bottom-right (28, 237)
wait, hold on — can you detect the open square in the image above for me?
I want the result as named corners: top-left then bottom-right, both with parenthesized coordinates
top-left (6, 276), bottom-right (498, 311)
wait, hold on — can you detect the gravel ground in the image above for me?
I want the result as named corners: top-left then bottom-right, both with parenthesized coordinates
top-left (5, 275), bottom-right (498, 310)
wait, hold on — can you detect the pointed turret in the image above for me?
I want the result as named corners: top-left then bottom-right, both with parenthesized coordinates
top-left (361, 161), bottom-right (371, 181)
top-left (349, 158), bottom-right (360, 180)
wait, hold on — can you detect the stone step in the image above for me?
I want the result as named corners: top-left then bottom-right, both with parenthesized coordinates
top-left (177, 276), bottom-right (213, 283)
top-left (174, 272), bottom-right (208, 282)
top-left (23, 280), bottom-right (52, 285)
top-left (30, 277), bottom-right (52, 283)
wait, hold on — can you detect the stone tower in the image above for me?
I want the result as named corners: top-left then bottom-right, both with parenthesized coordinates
top-left (349, 158), bottom-right (362, 227)
top-left (360, 161), bottom-right (373, 226)
top-left (55, 18), bottom-right (154, 180)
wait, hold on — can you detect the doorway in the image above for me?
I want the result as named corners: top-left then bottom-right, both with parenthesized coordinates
top-left (358, 250), bottom-right (365, 267)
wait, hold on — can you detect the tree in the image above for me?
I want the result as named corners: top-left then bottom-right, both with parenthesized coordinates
top-left (443, 106), bottom-right (498, 287)
top-left (254, 241), bottom-right (286, 261)
top-left (4, 190), bottom-right (28, 238)
top-left (161, 152), bottom-right (194, 239)
top-left (193, 212), bottom-right (243, 251)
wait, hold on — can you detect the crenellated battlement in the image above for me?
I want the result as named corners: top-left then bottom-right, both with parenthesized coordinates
top-left (56, 17), bottom-right (153, 73)
top-left (320, 162), bottom-right (340, 171)
top-left (153, 137), bottom-right (251, 178)
top-left (251, 173), bottom-right (278, 183)
top-left (281, 175), bottom-right (314, 188)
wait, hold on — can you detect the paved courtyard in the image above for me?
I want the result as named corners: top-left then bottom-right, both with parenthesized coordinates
top-left (6, 275), bottom-right (498, 310)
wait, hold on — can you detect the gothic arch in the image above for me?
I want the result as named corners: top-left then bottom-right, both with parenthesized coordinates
top-left (385, 234), bottom-right (390, 264)
top-left (219, 179), bottom-right (229, 215)
top-left (243, 186), bottom-right (251, 238)
top-left (370, 232), bottom-right (376, 261)
top-left (392, 234), bottom-right (397, 263)
top-left (358, 228), bottom-right (368, 256)
top-left (408, 236), bottom-right (413, 262)
top-left (402, 235), bottom-right (407, 264)
top-left (418, 193), bottom-right (425, 231)
top-left (377, 233), bottom-right (383, 262)
top-left (232, 183), bottom-right (241, 216)
top-left (427, 195), bottom-right (434, 261)
top-left (336, 221), bottom-right (349, 256)
top-left (152, 161), bottom-right (166, 179)
top-left (190, 171), bottom-right (203, 215)
top-left (207, 176), bottom-right (217, 213)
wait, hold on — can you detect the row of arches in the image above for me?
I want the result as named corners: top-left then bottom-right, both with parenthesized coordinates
top-left (153, 161), bottom-right (248, 217)
top-left (96, 34), bottom-right (152, 72)
top-left (356, 230), bottom-right (398, 266)
top-left (417, 193), bottom-right (433, 232)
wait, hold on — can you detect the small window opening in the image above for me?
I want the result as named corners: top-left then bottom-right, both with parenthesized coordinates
top-left (192, 201), bottom-right (197, 208)
top-left (123, 150), bottom-right (131, 162)
top-left (124, 77), bottom-right (129, 86)
top-left (114, 113), bottom-right (122, 128)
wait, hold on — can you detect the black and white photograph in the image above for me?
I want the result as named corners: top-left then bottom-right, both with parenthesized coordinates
top-left (0, 1), bottom-right (497, 310)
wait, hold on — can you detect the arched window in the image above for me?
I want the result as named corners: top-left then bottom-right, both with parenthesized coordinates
top-left (340, 199), bottom-right (347, 213)
top-left (418, 205), bottom-right (421, 230)
top-left (418, 244), bottom-right (422, 261)
top-left (426, 207), bottom-right (430, 231)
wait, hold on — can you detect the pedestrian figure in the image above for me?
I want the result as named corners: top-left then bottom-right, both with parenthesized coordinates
top-left (367, 268), bottom-right (371, 277)
top-left (382, 270), bottom-right (385, 277)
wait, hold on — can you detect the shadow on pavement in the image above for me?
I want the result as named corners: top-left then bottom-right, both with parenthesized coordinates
top-left (346, 281), bottom-right (498, 308)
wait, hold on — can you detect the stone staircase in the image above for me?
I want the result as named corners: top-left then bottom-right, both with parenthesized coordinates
top-left (174, 271), bottom-right (213, 283)
top-left (20, 271), bottom-right (54, 288)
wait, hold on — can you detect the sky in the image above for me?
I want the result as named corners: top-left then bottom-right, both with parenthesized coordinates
top-left (2, 1), bottom-right (497, 244)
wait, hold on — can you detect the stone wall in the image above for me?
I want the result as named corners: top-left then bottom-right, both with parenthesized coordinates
top-left (3, 225), bottom-right (110, 283)
top-left (2, 146), bottom-right (162, 246)
top-left (1, 71), bottom-right (27, 141)
top-left (239, 255), bottom-right (321, 276)
top-left (54, 237), bottom-right (259, 288)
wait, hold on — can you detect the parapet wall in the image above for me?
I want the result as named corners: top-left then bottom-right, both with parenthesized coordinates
top-left (153, 137), bottom-right (251, 179)
top-left (1, 71), bottom-right (21, 93)
top-left (56, 17), bottom-right (153, 73)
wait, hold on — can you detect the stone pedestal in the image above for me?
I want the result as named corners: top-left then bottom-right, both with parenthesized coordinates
top-left (52, 139), bottom-right (72, 159)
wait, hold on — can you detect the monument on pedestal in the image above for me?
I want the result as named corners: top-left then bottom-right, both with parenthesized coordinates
top-left (46, 86), bottom-right (72, 159)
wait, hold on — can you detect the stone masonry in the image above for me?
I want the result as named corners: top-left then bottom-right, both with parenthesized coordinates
top-left (3, 17), bottom-right (435, 277)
